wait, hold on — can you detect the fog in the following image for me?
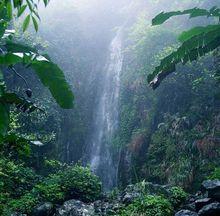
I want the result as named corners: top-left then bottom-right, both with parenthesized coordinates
top-left (32, 0), bottom-right (220, 189)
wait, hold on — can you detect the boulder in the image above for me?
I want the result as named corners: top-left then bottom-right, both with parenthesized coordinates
top-left (121, 184), bottom-right (141, 205)
top-left (201, 180), bottom-right (220, 200)
top-left (33, 202), bottom-right (54, 216)
top-left (198, 202), bottom-right (220, 216)
top-left (195, 198), bottom-right (213, 212)
top-left (55, 199), bottom-right (94, 216)
top-left (175, 209), bottom-right (198, 216)
top-left (121, 182), bottom-right (171, 205)
top-left (122, 192), bottom-right (140, 205)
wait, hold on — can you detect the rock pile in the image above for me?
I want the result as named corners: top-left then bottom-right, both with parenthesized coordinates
top-left (175, 180), bottom-right (220, 216)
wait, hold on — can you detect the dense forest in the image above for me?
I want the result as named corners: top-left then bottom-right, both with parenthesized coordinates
top-left (0, 0), bottom-right (220, 215)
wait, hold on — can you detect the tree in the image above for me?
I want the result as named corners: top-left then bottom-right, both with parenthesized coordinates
top-left (0, 0), bottom-right (74, 136)
top-left (148, 6), bottom-right (220, 89)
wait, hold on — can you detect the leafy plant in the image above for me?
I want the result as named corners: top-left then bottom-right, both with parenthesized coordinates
top-left (60, 165), bottom-right (102, 202)
top-left (0, 0), bottom-right (74, 137)
top-left (0, 157), bottom-right (40, 199)
top-left (119, 195), bottom-right (173, 216)
top-left (207, 167), bottom-right (220, 180)
top-left (2, 164), bottom-right (102, 215)
top-left (169, 186), bottom-right (188, 208)
top-left (148, 6), bottom-right (220, 89)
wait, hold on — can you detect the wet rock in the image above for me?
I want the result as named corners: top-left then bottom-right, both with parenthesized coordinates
top-left (93, 200), bottom-right (122, 215)
top-left (121, 182), bottom-right (171, 205)
top-left (183, 203), bottom-right (196, 212)
top-left (121, 184), bottom-right (141, 205)
top-left (122, 192), bottom-right (139, 205)
top-left (33, 202), bottom-right (54, 216)
top-left (175, 209), bottom-right (198, 216)
top-left (198, 202), bottom-right (220, 216)
top-left (195, 198), bottom-right (213, 212)
top-left (55, 199), bottom-right (94, 216)
top-left (201, 180), bottom-right (220, 200)
top-left (145, 182), bottom-right (171, 197)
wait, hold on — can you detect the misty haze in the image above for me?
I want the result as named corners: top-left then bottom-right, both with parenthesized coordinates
top-left (0, 0), bottom-right (220, 215)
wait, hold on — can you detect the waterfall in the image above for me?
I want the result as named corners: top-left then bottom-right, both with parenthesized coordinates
top-left (89, 29), bottom-right (123, 190)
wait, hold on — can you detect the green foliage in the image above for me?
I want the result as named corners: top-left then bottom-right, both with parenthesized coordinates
top-left (119, 195), bottom-right (173, 216)
top-left (35, 174), bottom-right (65, 203)
top-left (5, 192), bottom-right (40, 215)
top-left (169, 186), bottom-right (188, 208)
top-left (149, 6), bottom-right (220, 89)
top-left (60, 165), bottom-right (102, 202)
top-left (152, 7), bottom-right (220, 26)
top-left (43, 159), bottom-right (66, 174)
top-left (0, 0), bottom-right (74, 137)
top-left (0, 157), bottom-right (40, 215)
top-left (2, 164), bottom-right (101, 215)
top-left (207, 167), bottom-right (220, 180)
top-left (0, 158), bottom-right (39, 198)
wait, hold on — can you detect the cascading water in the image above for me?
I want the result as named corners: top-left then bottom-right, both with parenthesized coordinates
top-left (89, 29), bottom-right (123, 190)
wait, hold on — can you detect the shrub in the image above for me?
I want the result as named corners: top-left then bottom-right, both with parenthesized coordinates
top-left (119, 195), bottom-right (173, 216)
top-left (43, 159), bottom-right (67, 175)
top-left (207, 167), bottom-right (220, 180)
top-left (60, 165), bottom-right (102, 202)
top-left (4, 193), bottom-right (40, 215)
top-left (3, 164), bottom-right (101, 215)
top-left (35, 174), bottom-right (65, 203)
top-left (0, 158), bottom-right (40, 198)
top-left (169, 186), bottom-right (188, 208)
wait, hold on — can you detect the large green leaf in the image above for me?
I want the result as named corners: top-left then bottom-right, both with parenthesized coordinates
top-left (22, 14), bottom-right (31, 32)
top-left (17, 4), bottom-right (27, 17)
top-left (152, 7), bottom-right (219, 26)
top-left (148, 25), bottom-right (220, 89)
top-left (178, 25), bottom-right (220, 42)
top-left (0, 51), bottom-right (74, 109)
top-left (31, 60), bottom-right (74, 109)
top-left (5, 40), bottom-right (37, 53)
top-left (0, 93), bottom-right (43, 113)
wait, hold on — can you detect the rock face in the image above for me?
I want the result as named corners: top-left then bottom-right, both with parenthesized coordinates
top-left (33, 202), bottom-right (54, 216)
top-left (55, 200), bottom-right (94, 216)
top-left (175, 210), bottom-right (198, 216)
top-left (201, 180), bottom-right (220, 200)
top-left (198, 202), bottom-right (220, 216)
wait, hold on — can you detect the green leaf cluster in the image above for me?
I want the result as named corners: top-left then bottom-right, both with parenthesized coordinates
top-left (0, 0), bottom-right (74, 137)
top-left (1, 164), bottom-right (102, 215)
top-left (149, 6), bottom-right (220, 89)
top-left (119, 195), bottom-right (173, 216)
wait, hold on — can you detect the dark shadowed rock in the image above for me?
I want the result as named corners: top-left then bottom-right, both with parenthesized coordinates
top-left (198, 202), bottom-right (220, 216)
top-left (55, 199), bottom-right (94, 216)
top-left (11, 213), bottom-right (27, 216)
top-left (195, 198), bottom-right (213, 211)
top-left (33, 202), bottom-right (54, 216)
top-left (201, 180), bottom-right (220, 200)
top-left (175, 209), bottom-right (198, 216)
top-left (183, 203), bottom-right (196, 212)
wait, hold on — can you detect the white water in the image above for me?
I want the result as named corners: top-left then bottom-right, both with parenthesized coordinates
top-left (89, 29), bottom-right (123, 190)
